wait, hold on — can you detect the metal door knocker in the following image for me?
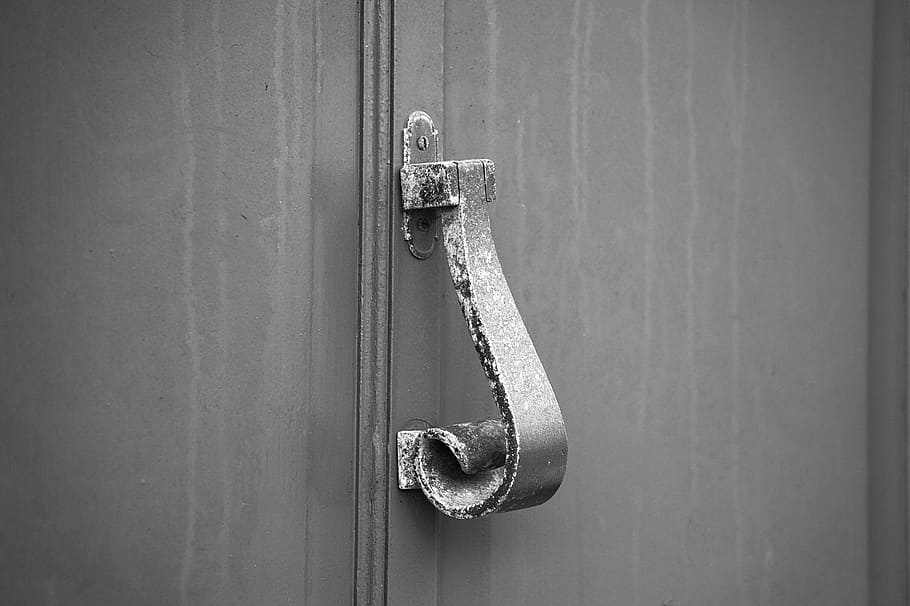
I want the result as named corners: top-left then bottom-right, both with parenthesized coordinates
top-left (396, 111), bottom-right (568, 519)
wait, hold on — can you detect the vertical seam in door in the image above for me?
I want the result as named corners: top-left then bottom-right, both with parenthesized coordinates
top-left (354, 0), bottom-right (394, 603)
top-left (868, 0), bottom-right (909, 603)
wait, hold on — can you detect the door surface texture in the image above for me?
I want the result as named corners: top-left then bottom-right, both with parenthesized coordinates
top-left (1, 1), bottom-right (361, 604)
top-left (1, 1), bottom-right (907, 605)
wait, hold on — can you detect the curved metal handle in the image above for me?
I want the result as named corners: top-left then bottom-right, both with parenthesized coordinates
top-left (396, 112), bottom-right (567, 519)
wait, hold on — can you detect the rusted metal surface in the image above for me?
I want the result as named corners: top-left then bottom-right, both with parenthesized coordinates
top-left (396, 123), bottom-right (568, 518)
top-left (401, 162), bottom-right (458, 210)
top-left (401, 111), bottom-right (441, 259)
top-left (396, 430), bottom-right (422, 490)
top-left (398, 419), bottom-right (509, 491)
top-left (424, 419), bottom-right (509, 474)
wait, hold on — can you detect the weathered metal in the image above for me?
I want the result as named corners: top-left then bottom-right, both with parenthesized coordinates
top-left (397, 113), bottom-right (568, 518)
top-left (398, 419), bottom-right (509, 491)
top-left (401, 111), bottom-right (441, 258)
top-left (400, 162), bottom-right (458, 210)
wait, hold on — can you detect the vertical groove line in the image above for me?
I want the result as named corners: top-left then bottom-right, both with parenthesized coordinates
top-left (384, 3), bottom-right (395, 604)
top-left (869, 0), bottom-right (910, 603)
top-left (354, 0), bottom-right (393, 603)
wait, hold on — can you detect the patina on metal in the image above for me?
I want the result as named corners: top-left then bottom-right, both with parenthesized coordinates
top-left (396, 112), bottom-right (568, 519)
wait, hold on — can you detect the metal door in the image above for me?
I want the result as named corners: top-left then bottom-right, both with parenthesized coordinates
top-left (375, 1), bottom-right (903, 605)
top-left (2, 1), bottom-right (907, 605)
top-left (1, 2), bottom-right (362, 603)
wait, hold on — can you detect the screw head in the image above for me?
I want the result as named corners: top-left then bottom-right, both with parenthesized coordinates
top-left (416, 135), bottom-right (429, 151)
